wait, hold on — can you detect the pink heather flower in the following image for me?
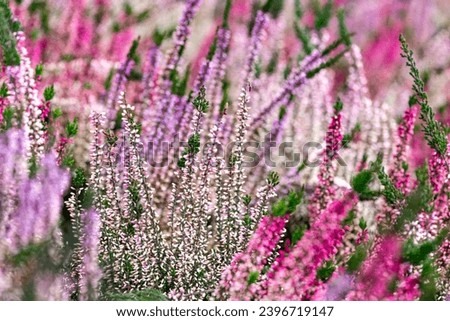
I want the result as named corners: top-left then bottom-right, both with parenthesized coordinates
top-left (413, 142), bottom-right (450, 242)
top-left (308, 110), bottom-right (343, 220)
top-left (215, 214), bottom-right (289, 300)
top-left (263, 192), bottom-right (357, 300)
top-left (390, 106), bottom-right (419, 193)
top-left (109, 27), bottom-right (134, 62)
top-left (346, 236), bottom-right (420, 301)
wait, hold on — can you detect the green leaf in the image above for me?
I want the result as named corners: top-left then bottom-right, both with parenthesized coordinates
top-left (66, 118), bottom-right (78, 137)
top-left (419, 259), bottom-right (438, 301)
top-left (247, 271), bottom-right (260, 285)
top-left (347, 244), bottom-right (367, 273)
top-left (242, 195), bottom-right (252, 206)
top-left (306, 50), bottom-right (347, 79)
top-left (2, 107), bottom-right (14, 130)
top-left (222, 0), bottom-right (232, 29)
top-left (72, 168), bottom-right (87, 188)
top-left (358, 217), bottom-right (367, 230)
top-left (0, 82), bottom-right (8, 97)
top-left (351, 170), bottom-right (373, 194)
top-left (261, 0), bottom-right (284, 19)
top-left (313, 0), bottom-right (333, 31)
top-left (177, 157), bottom-right (186, 168)
top-left (291, 225), bottom-right (306, 246)
top-left (317, 260), bottom-right (335, 282)
top-left (43, 85), bottom-right (55, 101)
top-left (337, 9), bottom-right (351, 46)
top-left (334, 97), bottom-right (343, 113)
top-left (267, 171), bottom-right (280, 187)
top-left (342, 209), bottom-right (356, 226)
top-left (35, 63), bottom-right (44, 76)
top-left (127, 37), bottom-right (140, 63)
top-left (271, 190), bottom-right (304, 217)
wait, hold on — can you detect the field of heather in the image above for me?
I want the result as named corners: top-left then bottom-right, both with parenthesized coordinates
top-left (0, 0), bottom-right (450, 302)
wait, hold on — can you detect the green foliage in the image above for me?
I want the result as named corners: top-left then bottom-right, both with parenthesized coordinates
top-left (72, 168), bottom-right (87, 189)
top-left (402, 229), bottom-right (448, 266)
top-left (35, 63), bottom-right (44, 76)
top-left (342, 209), bottom-right (356, 226)
top-left (317, 260), bottom-right (335, 282)
top-left (220, 77), bottom-right (230, 113)
top-left (123, 2), bottom-right (133, 16)
top-left (242, 195), bottom-right (252, 206)
top-left (62, 154), bottom-right (75, 169)
top-left (394, 166), bottom-right (433, 233)
top-left (358, 218), bottom-right (367, 230)
top-left (306, 50), bottom-right (347, 79)
top-left (399, 34), bottom-right (448, 156)
top-left (222, 0), bottom-right (232, 29)
top-left (0, 82), bottom-right (8, 97)
top-left (28, 0), bottom-right (50, 34)
top-left (312, 0), bottom-right (333, 31)
top-left (347, 244), bottom-right (367, 273)
top-left (186, 133), bottom-right (201, 155)
top-left (278, 105), bottom-right (287, 120)
top-left (294, 24), bottom-right (313, 55)
top-left (128, 180), bottom-right (144, 221)
top-left (43, 85), bottom-right (55, 101)
top-left (136, 10), bottom-right (150, 23)
top-left (104, 69), bottom-right (114, 91)
top-left (261, 0), bottom-right (284, 19)
top-left (342, 123), bottom-right (361, 148)
top-left (337, 9), bottom-right (351, 46)
top-left (267, 171), bottom-right (280, 187)
top-left (177, 157), bottom-right (186, 168)
top-left (351, 169), bottom-right (377, 200)
top-left (9, 242), bottom-right (48, 267)
top-left (266, 50), bottom-right (279, 74)
top-left (170, 67), bottom-right (190, 97)
top-left (2, 107), bottom-right (14, 130)
top-left (128, 69), bottom-right (143, 81)
top-left (321, 34), bottom-right (354, 57)
top-left (152, 26), bottom-right (176, 47)
top-left (0, 0), bottom-right (21, 65)
top-left (294, 0), bottom-right (303, 19)
top-left (271, 189), bottom-right (304, 217)
top-left (247, 271), bottom-right (260, 285)
top-left (127, 37), bottom-right (140, 63)
top-left (66, 118), bottom-right (78, 137)
top-left (254, 59), bottom-right (262, 79)
top-left (103, 289), bottom-right (168, 301)
top-left (370, 156), bottom-right (404, 205)
top-left (291, 225), bottom-right (307, 246)
top-left (28, 155), bottom-right (39, 177)
top-left (333, 97), bottom-right (343, 113)
top-left (419, 259), bottom-right (438, 301)
top-left (206, 33), bottom-right (218, 61)
top-left (193, 86), bottom-right (209, 113)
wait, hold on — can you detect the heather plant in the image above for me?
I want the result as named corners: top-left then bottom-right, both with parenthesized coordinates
top-left (0, 0), bottom-right (449, 301)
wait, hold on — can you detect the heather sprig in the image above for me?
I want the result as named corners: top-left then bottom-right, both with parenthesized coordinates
top-left (399, 34), bottom-right (448, 156)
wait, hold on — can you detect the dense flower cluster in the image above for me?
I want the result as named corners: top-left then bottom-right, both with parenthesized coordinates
top-left (0, 0), bottom-right (449, 301)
